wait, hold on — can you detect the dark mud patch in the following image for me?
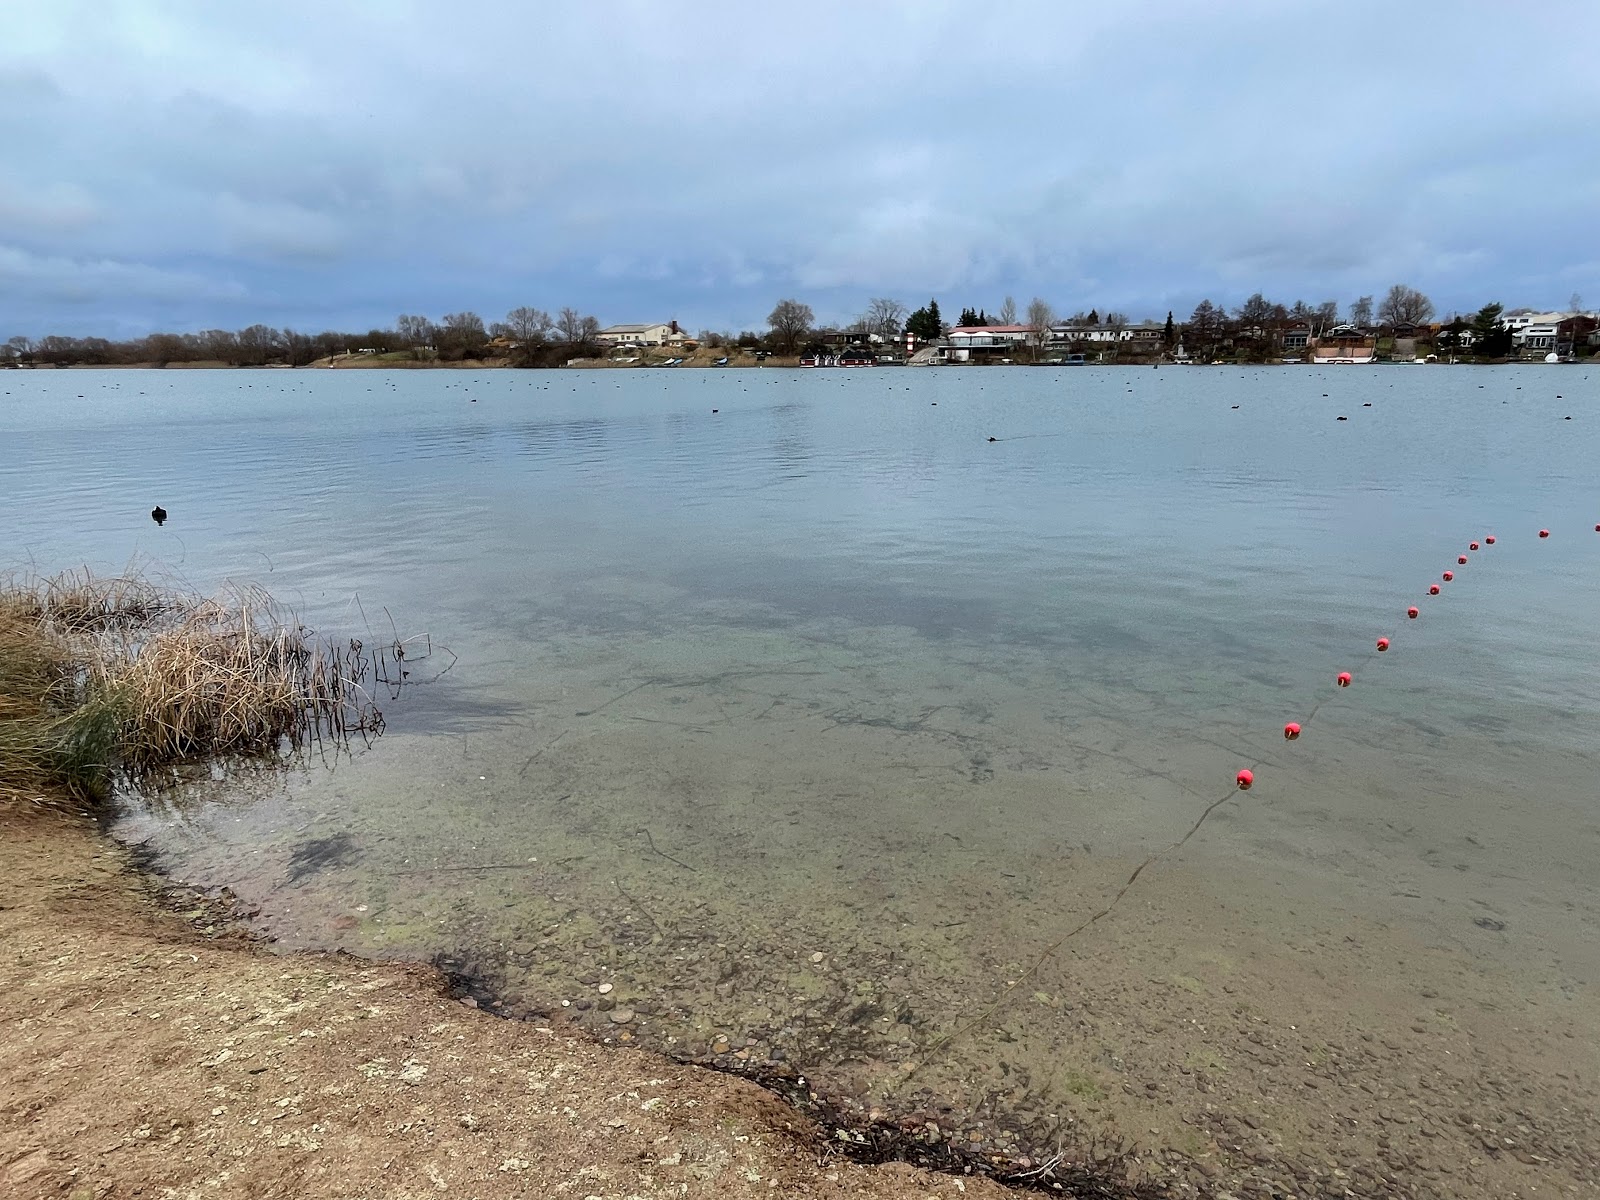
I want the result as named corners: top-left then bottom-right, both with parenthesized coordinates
top-left (432, 958), bottom-right (1174, 1199)
top-left (287, 832), bottom-right (359, 882)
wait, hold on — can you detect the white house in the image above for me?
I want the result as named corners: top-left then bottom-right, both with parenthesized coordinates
top-left (946, 325), bottom-right (1035, 348)
top-left (596, 322), bottom-right (688, 347)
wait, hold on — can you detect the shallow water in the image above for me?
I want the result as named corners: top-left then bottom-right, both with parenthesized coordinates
top-left (6, 364), bottom-right (1599, 1193)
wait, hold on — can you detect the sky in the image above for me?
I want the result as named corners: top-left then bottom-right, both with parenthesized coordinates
top-left (4, 0), bottom-right (1599, 339)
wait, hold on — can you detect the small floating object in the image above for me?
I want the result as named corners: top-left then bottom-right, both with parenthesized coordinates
top-left (711, 408), bottom-right (718, 413)
top-left (1283, 723), bottom-right (1301, 741)
top-left (1337, 672), bottom-right (1352, 688)
top-left (150, 505), bottom-right (167, 526)
top-left (1236, 769), bottom-right (1254, 790)
top-left (1469, 542), bottom-right (1479, 551)
top-left (1407, 607), bottom-right (1419, 619)
top-left (1429, 584), bottom-right (1441, 595)
top-left (987, 436), bottom-right (998, 442)
top-left (1336, 415), bottom-right (1348, 421)
top-left (1376, 637), bottom-right (1390, 652)
top-left (1458, 555), bottom-right (1468, 564)
top-left (1539, 529), bottom-right (1550, 538)
top-left (1485, 535), bottom-right (1496, 545)
top-left (1442, 571), bottom-right (1454, 581)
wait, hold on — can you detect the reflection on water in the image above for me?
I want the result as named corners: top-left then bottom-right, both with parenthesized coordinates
top-left (7, 365), bottom-right (1600, 1196)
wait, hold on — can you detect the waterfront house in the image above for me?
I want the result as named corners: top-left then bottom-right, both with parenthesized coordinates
top-left (1312, 325), bottom-right (1378, 364)
top-left (945, 325), bottom-right (1035, 361)
top-left (597, 322), bottom-right (686, 348)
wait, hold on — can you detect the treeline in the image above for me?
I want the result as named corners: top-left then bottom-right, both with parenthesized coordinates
top-left (2, 306), bottom-right (604, 369)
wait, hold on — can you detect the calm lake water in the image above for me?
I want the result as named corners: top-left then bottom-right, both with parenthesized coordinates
top-left (5, 364), bottom-right (1599, 1196)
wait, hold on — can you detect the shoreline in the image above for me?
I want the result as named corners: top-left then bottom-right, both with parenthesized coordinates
top-left (0, 797), bottom-right (1165, 1199)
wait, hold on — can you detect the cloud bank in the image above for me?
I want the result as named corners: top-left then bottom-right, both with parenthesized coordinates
top-left (4, 0), bottom-right (1597, 336)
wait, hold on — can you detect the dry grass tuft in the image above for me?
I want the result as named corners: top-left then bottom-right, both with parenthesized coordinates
top-left (1, 570), bottom-right (425, 806)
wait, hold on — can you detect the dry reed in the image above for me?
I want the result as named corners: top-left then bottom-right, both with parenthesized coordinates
top-left (1, 570), bottom-right (424, 805)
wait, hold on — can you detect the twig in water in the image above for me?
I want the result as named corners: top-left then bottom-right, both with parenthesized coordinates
top-left (910, 782), bottom-right (1245, 1074)
top-left (574, 678), bottom-right (657, 717)
top-left (636, 827), bottom-right (698, 872)
top-left (518, 731), bottom-right (567, 778)
top-left (613, 878), bottom-right (664, 935)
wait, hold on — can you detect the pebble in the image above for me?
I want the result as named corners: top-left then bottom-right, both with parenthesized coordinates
top-left (597, 982), bottom-right (614, 994)
top-left (609, 1007), bottom-right (635, 1024)
top-left (712, 1039), bottom-right (731, 1055)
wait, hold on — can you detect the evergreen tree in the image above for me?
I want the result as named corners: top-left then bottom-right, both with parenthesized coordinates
top-left (1163, 311), bottom-right (1175, 347)
top-left (1087, 308), bottom-right (1100, 325)
top-left (959, 307), bottom-right (980, 327)
top-left (905, 300), bottom-right (944, 342)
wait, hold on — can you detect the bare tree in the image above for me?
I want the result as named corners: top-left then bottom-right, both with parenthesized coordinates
top-left (502, 306), bottom-right (553, 345)
top-left (555, 307), bottom-right (586, 343)
top-left (237, 324), bottom-right (280, 366)
top-left (1314, 300), bottom-right (1339, 334)
top-left (397, 314), bottom-right (436, 358)
top-left (861, 297), bottom-right (907, 341)
top-left (579, 315), bottom-right (601, 343)
top-left (1348, 296), bottom-right (1374, 328)
top-left (999, 296), bottom-right (1018, 326)
top-left (1377, 284), bottom-right (1434, 328)
top-left (1188, 300), bottom-right (1224, 356)
top-left (1105, 311), bottom-right (1129, 337)
top-left (1025, 297), bottom-right (1055, 351)
top-left (767, 298), bottom-right (814, 354)
top-left (201, 329), bottom-right (240, 364)
top-left (437, 312), bottom-right (488, 360)
top-left (280, 329), bottom-right (316, 366)
top-left (1570, 292), bottom-right (1584, 314)
top-left (1235, 293), bottom-right (1275, 328)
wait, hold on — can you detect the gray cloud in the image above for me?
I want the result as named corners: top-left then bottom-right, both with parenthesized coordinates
top-left (4, 0), bottom-right (1598, 336)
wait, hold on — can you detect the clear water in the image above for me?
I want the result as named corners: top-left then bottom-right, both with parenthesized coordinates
top-left (5, 364), bottom-right (1599, 1189)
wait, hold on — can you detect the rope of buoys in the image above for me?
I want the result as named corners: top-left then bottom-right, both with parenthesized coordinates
top-left (919, 521), bottom-right (1591, 1071)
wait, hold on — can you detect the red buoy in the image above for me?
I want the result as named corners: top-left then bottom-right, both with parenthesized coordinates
top-left (1442, 571), bottom-right (1454, 581)
top-left (1376, 637), bottom-right (1390, 652)
top-left (1458, 555), bottom-right (1468, 565)
top-left (1407, 607), bottom-right (1419, 619)
top-left (1236, 769), bottom-right (1254, 790)
top-left (1469, 542), bottom-right (1479, 551)
top-left (1485, 535), bottom-right (1496, 544)
top-left (1429, 584), bottom-right (1440, 595)
top-left (1284, 722), bottom-right (1301, 741)
top-left (1337, 672), bottom-right (1352, 687)
top-left (1539, 529), bottom-right (1550, 538)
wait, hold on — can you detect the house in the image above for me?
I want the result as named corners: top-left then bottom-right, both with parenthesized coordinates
top-left (1283, 327), bottom-right (1312, 350)
top-left (1514, 323), bottom-right (1560, 352)
top-left (944, 325), bottom-right (1035, 361)
top-left (596, 322), bottom-right (688, 348)
top-left (947, 325), bottom-right (1035, 348)
top-left (1049, 324), bottom-right (1120, 344)
top-left (1312, 325), bottom-right (1377, 364)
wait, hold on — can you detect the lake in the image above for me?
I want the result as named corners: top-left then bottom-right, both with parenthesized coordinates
top-left (5, 363), bottom-right (1598, 1197)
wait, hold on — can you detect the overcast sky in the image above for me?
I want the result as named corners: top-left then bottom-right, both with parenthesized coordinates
top-left (5, 0), bottom-right (1598, 338)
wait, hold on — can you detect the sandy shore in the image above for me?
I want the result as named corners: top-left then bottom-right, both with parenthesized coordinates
top-left (0, 799), bottom-right (1014, 1200)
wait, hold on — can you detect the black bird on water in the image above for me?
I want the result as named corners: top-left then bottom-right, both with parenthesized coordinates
top-left (151, 505), bottom-right (168, 526)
